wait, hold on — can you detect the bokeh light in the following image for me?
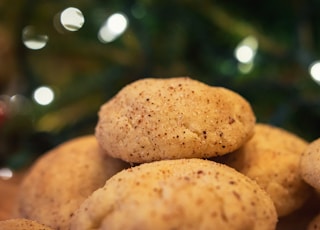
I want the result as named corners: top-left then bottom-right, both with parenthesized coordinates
top-left (33, 86), bottom-right (55, 106)
top-left (309, 61), bottom-right (320, 84)
top-left (0, 168), bottom-right (13, 180)
top-left (22, 26), bottom-right (48, 50)
top-left (234, 36), bottom-right (258, 74)
top-left (98, 13), bottom-right (128, 43)
top-left (60, 7), bottom-right (85, 32)
top-left (235, 45), bottom-right (255, 64)
top-left (107, 13), bottom-right (128, 34)
top-left (235, 36), bottom-right (258, 64)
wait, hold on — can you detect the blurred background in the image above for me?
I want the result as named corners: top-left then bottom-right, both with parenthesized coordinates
top-left (1, 0), bottom-right (320, 170)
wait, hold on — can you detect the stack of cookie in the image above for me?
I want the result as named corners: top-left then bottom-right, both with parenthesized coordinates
top-left (3, 77), bottom-right (318, 230)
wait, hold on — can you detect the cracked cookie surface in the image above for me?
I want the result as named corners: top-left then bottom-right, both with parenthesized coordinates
top-left (95, 77), bottom-right (256, 163)
top-left (18, 135), bottom-right (129, 230)
top-left (218, 123), bottom-right (310, 217)
top-left (70, 158), bottom-right (277, 230)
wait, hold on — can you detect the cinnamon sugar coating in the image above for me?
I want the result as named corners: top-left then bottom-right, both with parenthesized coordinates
top-left (0, 218), bottom-right (53, 230)
top-left (218, 123), bottom-right (310, 217)
top-left (95, 77), bottom-right (255, 163)
top-left (18, 135), bottom-right (129, 230)
top-left (70, 159), bottom-right (277, 230)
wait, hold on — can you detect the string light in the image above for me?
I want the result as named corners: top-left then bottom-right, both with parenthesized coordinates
top-left (22, 26), bottom-right (48, 50)
top-left (60, 7), bottom-right (85, 32)
top-left (33, 86), bottom-right (55, 106)
top-left (234, 36), bottom-right (258, 74)
top-left (235, 36), bottom-right (258, 62)
top-left (98, 12), bottom-right (128, 43)
top-left (309, 61), bottom-right (320, 84)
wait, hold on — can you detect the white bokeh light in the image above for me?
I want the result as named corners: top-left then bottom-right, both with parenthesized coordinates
top-left (0, 168), bottom-right (13, 180)
top-left (60, 7), bottom-right (85, 31)
top-left (234, 36), bottom-right (258, 64)
top-left (98, 26), bottom-right (115, 43)
top-left (309, 61), bottom-right (320, 83)
top-left (235, 45), bottom-right (255, 64)
top-left (33, 86), bottom-right (54, 106)
top-left (98, 13), bottom-right (128, 43)
top-left (22, 26), bottom-right (48, 50)
top-left (107, 13), bottom-right (128, 34)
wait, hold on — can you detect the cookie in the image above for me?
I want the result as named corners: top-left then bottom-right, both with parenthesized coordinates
top-left (18, 135), bottom-right (129, 230)
top-left (0, 218), bottom-right (53, 230)
top-left (70, 158), bottom-right (277, 230)
top-left (95, 77), bottom-right (256, 163)
top-left (300, 138), bottom-right (320, 191)
top-left (217, 123), bottom-right (310, 217)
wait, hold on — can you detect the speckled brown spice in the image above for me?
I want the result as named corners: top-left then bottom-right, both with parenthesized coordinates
top-left (18, 135), bottom-right (129, 230)
top-left (70, 158), bottom-right (277, 230)
top-left (95, 77), bottom-right (256, 163)
top-left (219, 123), bottom-right (310, 217)
top-left (0, 218), bottom-right (53, 230)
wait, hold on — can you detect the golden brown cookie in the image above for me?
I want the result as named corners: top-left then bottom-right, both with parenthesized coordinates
top-left (0, 218), bottom-right (53, 230)
top-left (70, 158), bottom-right (277, 230)
top-left (300, 138), bottom-right (320, 191)
top-left (18, 135), bottom-right (129, 230)
top-left (217, 123), bottom-right (310, 217)
top-left (95, 77), bottom-right (256, 163)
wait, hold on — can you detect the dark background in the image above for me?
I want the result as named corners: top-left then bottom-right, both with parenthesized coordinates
top-left (1, 0), bottom-right (320, 169)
